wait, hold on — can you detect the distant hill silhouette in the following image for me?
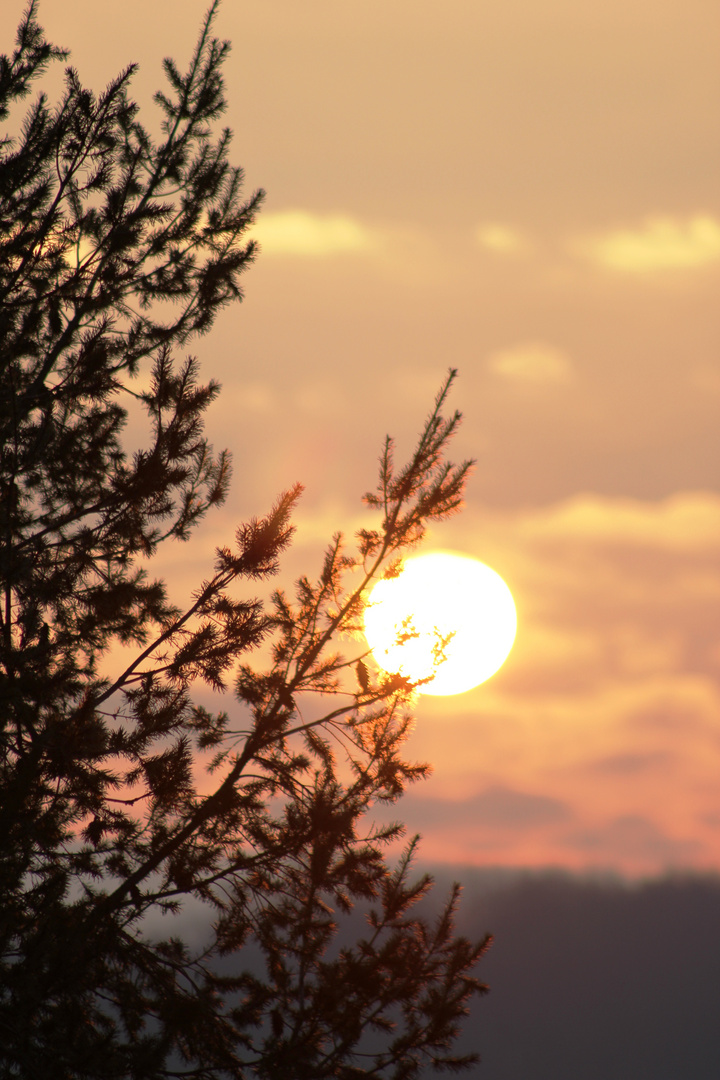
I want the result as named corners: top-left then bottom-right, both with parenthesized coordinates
top-left (428, 868), bottom-right (720, 1079)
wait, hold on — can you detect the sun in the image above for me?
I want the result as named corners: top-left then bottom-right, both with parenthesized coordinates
top-left (363, 552), bottom-right (516, 695)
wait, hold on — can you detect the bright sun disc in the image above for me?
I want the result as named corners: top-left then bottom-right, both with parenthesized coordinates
top-left (363, 553), bottom-right (516, 695)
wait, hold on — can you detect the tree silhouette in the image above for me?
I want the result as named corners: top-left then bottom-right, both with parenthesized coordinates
top-left (0, 4), bottom-right (490, 1076)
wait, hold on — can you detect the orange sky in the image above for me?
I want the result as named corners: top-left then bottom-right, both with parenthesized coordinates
top-left (5, 0), bottom-right (718, 877)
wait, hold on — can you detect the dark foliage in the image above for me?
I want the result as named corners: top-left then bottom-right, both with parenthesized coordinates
top-left (0, 4), bottom-right (490, 1076)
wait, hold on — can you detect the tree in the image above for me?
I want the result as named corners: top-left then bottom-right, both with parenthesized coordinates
top-left (0, 4), bottom-right (490, 1077)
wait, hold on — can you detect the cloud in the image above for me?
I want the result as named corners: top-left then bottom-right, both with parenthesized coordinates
top-left (574, 215), bottom-right (720, 272)
top-left (517, 491), bottom-right (720, 551)
top-left (403, 787), bottom-right (572, 831)
top-left (250, 210), bottom-right (376, 256)
top-left (230, 381), bottom-right (275, 414)
top-left (565, 815), bottom-right (702, 864)
top-left (476, 223), bottom-right (530, 255)
top-left (467, 787), bottom-right (572, 828)
top-left (486, 342), bottom-right (574, 384)
top-left (583, 751), bottom-right (671, 776)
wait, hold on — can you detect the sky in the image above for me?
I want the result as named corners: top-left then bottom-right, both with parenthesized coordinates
top-left (4, 0), bottom-right (719, 879)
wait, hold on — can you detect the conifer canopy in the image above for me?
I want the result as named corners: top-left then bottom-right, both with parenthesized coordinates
top-left (0, 4), bottom-right (489, 1075)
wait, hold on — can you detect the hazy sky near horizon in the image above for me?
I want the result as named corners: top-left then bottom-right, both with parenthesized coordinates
top-left (4, 0), bottom-right (718, 877)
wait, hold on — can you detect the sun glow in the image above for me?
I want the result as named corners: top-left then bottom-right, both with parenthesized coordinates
top-left (363, 553), bottom-right (517, 696)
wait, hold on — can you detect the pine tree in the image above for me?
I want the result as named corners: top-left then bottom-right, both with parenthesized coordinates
top-left (0, 4), bottom-right (490, 1076)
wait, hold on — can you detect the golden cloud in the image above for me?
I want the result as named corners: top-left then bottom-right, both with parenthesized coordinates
top-left (250, 210), bottom-right (376, 256)
top-left (486, 342), bottom-right (573, 384)
top-left (476, 223), bottom-right (530, 255)
top-left (516, 491), bottom-right (720, 551)
top-left (575, 215), bottom-right (720, 272)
